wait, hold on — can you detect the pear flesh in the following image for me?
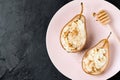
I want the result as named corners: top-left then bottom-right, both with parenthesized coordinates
top-left (82, 39), bottom-right (109, 75)
top-left (60, 15), bottom-right (87, 52)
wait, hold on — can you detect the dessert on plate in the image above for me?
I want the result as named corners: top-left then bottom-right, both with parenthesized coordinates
top-left (60, 2), bottom-right (87, 53)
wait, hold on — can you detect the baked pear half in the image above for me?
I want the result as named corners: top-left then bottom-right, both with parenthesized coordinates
top-left (60, 2), bottom-right (87, 53)
top-left (82, 32), bottom-right (111, 75)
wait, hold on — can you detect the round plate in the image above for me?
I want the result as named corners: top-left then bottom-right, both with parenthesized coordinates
top-left (46, 0), bottom-right (120, 79)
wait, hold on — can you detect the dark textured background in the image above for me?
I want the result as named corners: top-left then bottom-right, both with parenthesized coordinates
top-left (0, 0), bottom-right (119, 80)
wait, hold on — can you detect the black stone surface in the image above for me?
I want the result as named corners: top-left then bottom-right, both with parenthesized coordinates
top-left (0, 0), bottom-right (119, 80)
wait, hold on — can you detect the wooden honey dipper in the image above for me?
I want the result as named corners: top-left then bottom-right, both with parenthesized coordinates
top-left (93, 10), bottom-right (120, 45)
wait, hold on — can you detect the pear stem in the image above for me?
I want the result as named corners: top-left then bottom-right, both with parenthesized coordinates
top-left (107, 32), bottom-right (112, 40)
top-left (80, 2), bottom-right (83, 18)
top-left (102, 32), bottom-right (112, 47)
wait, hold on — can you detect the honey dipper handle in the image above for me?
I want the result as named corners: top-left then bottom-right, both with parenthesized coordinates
top-left (107, 24), bottom-right (120, 45)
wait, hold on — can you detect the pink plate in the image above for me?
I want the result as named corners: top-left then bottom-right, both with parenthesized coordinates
top-left (46, 0), bottom-right (120, 79)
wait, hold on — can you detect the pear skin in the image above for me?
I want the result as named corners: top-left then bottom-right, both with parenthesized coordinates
top-left (60, 3), bottom-right (87, 53)
top-left (82, 32), bottom-right (111, 75)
